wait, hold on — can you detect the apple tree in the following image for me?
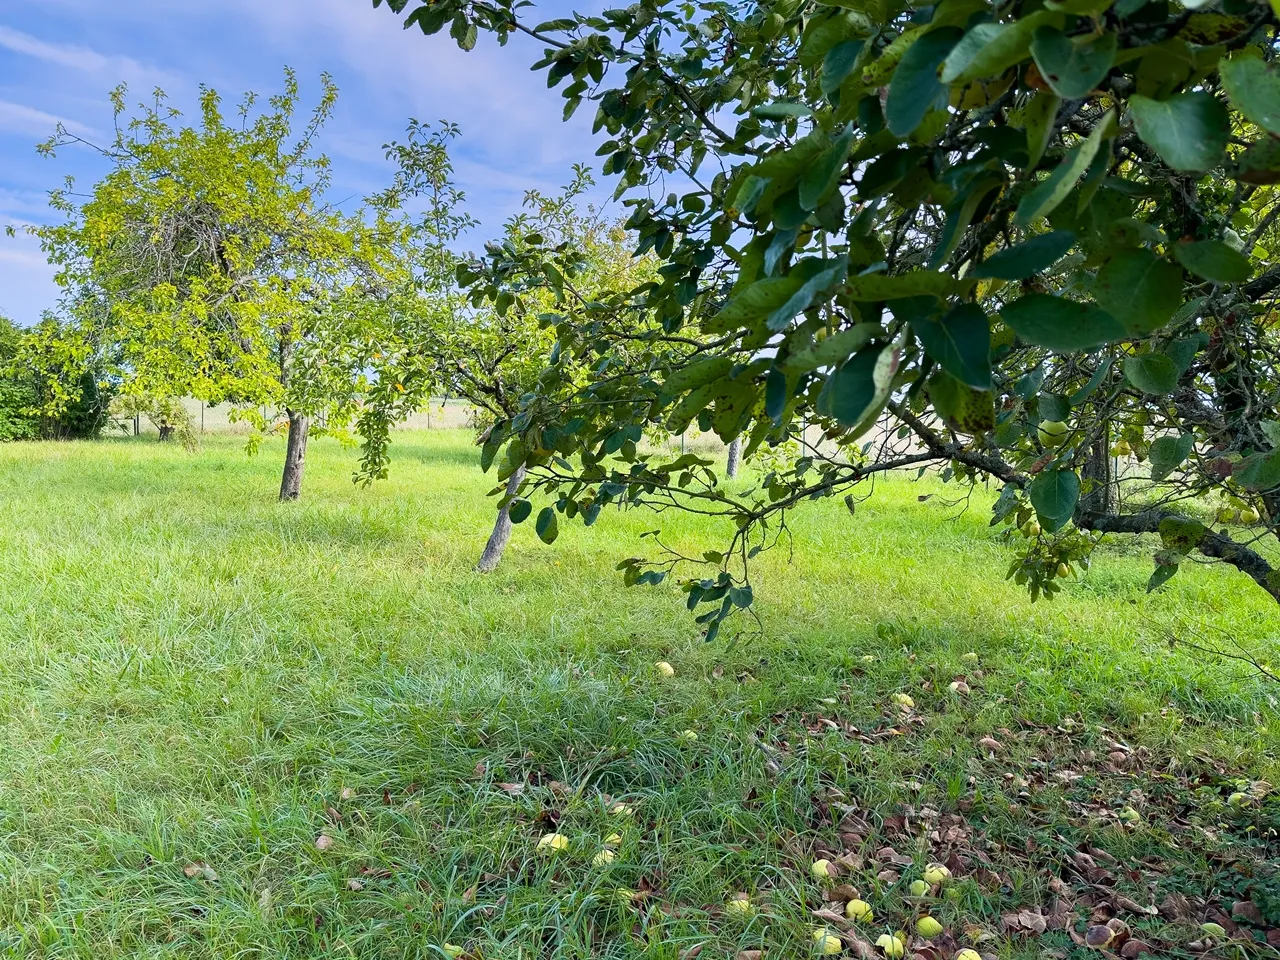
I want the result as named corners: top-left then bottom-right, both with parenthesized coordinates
top-left (20, 71), bottom-right (405, 499)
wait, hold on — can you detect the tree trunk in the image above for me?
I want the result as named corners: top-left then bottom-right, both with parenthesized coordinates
top-left (476, 464), bottom-right (527, 573)
top-left (279, 410), bottom-right (310, 502)
top-left (726, 437), bottom-right (741, 479)
top-left (1080, 425), bottom-right (1116, 516)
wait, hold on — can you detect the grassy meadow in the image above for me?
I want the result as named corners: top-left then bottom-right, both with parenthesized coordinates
top-left (0, 430), bottom-right (1276, 959)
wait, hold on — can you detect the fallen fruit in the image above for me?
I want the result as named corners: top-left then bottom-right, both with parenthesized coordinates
top-left (923, 864), bottom-right (951, 885)
top-left (1200, 923), bottom-right (1227, 938)
top-left (655, 661), bottom-right (675, 677)
top-left (677, 729), bottom-right (698, 742)
top-left (1228, 792), bottom-right (1250, 807)
top-left (725, 898), bottom-right (755, 917)
top-left (811, 859), bottom-right (835, 880)
top-left (610, 803), bottom-right (635, 816)
top-left (892, 693), bottom-right (915, 709)
top-left (948, 680), bottom-right (970, 695)
top-left (1086, 925), bottom-right (1115, 948)
top-left (876, 933), bottom-right (905, 958)
top-left (1038, 420), bottom-right (1069, 448)
top-left (814, 927), bottom-right (844, 955)
top-left (537, 833), bottom-right (569, 853)
top-left (442, 944), bottom-right (464, 959)
top-left (955, 951), bottom-right (982, 960)
top-left (917, 916), bottom-right (944, 938)
top-left (592, 849), bottom-right (615, 866)
top-left (909, 879), bottom-right (930, 897)
top-left (961, 652), bottom-right (979, 662)
top-left (846, 898), bottom-right (874, 922)
top-left (1119, 806), bottom-right (1141, 823)
top-left (604, 832), bottom-right (623, 844)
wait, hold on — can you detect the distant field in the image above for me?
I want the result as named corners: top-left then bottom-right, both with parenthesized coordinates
top-left (0, 431), bottom-right (1276, 959)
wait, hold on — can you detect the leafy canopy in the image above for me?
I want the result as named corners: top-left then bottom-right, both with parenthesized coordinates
top-left (379, 0), bottom-right (1280, 629)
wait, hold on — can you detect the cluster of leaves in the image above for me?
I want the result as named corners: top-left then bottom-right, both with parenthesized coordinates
top-left (0, 315), bottom-right (113, 441)
top-left (378, 0), bottom-right (1280, 629)
top-left (352, 123), bottom-right (658, 500)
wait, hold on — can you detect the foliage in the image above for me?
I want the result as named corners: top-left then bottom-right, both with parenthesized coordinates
top-left (355, 122), bottom-right (655, 491)
top-left (0, 316), bottom-right (39, 441)
top-left (379, 0), bottom-right (1280, 629)
top-left (16, 72), bottom-right (405, 487)
top-left (0, 315), bottom-right (113, 441)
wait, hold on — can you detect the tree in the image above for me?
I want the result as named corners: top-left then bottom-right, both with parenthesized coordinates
top-left (378, 0), bottom-right (1280, 630)
top-left (355, 121), bottom-right (654, 570)
top-left (1, 315), bottom-right (114, 441)
top-left (0, 317), bottom-right (40, 441)
top-left (20, 71), bottom-right (402, 498)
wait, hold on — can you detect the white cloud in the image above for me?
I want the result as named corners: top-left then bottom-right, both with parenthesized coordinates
top-left (0, 24), bottom-right (177, 89)
top-left (0, 25), bottom-right (110, 70)
top-left (0, 100), bottom-right (94, 139)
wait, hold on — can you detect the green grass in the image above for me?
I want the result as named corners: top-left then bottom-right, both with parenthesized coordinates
top-left (0, 430), bottom-right (1277, 959)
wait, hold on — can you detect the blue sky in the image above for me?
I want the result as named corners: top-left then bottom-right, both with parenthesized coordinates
top-left (0, 0), bottom-right (601, 325)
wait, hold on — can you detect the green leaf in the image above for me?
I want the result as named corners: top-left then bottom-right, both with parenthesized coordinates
top-left (783, 323), bottom-right (881, 372)
top-left (535, 506), bottom-right (560, 544)
top-left (1091, 248), bottom-right (1184, 336)
top-left (816, 345), bottom-right (879, 425)
top-left (816, 337), bottom-right (902, 434)
top-left (1147, 562), bottom-right (1178, 592)
top-left (822, 40), bottom-right (865, 98)
top-left (767, 261), bottom-right (847, 330)
top-left (1031, 468), bottom-right (1080, 530)
top-left (1123, 353), bottom-right (1179, 394)
top-left (765, 368), bottom-right (788, 422)
top-left (929, 372), bottom-right (995, 434)
top-left (912, 302), bottom-right (992, 389)
top-left (844, 270), bottom-right (960, 301)
top-left (1129, 92), bottom-right (1229, 173)
top-left (1172, 239), bottom-right (1252, 284)
top-left (799, 125), bottom-right (855, 210)
top-left (885, 27), bottom-right (963, 137)
top-left (509, 499), bottom-right (533, 523)
top-left (1220, 56), bottom-right (1280, 137)
top-left (1014, 109), bottom-right (1112, 226)
top-left (1020, 90), bottom-right (1060, 170)
top-left (1149, 433), bottom-right (1194, 481)
top-left (941, 12), bottom-right (1059, 84)
top-left (1000, 294), bottom-right (1126, 351)
top-left (710, 276), bottom-right (802, 329)
top-left (663, 356), bottom-right (735, 394)
top-left (1236, 450), bottom-right (1280, 492)
top-left (1029, 28), bottom-right (1116, 99)
top-left (753, 101), bottom-right (815, 119)
top-left (971, 230), bottom-right (1075, 279)
top-left (929, 175), bottom-right (1003, 268)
